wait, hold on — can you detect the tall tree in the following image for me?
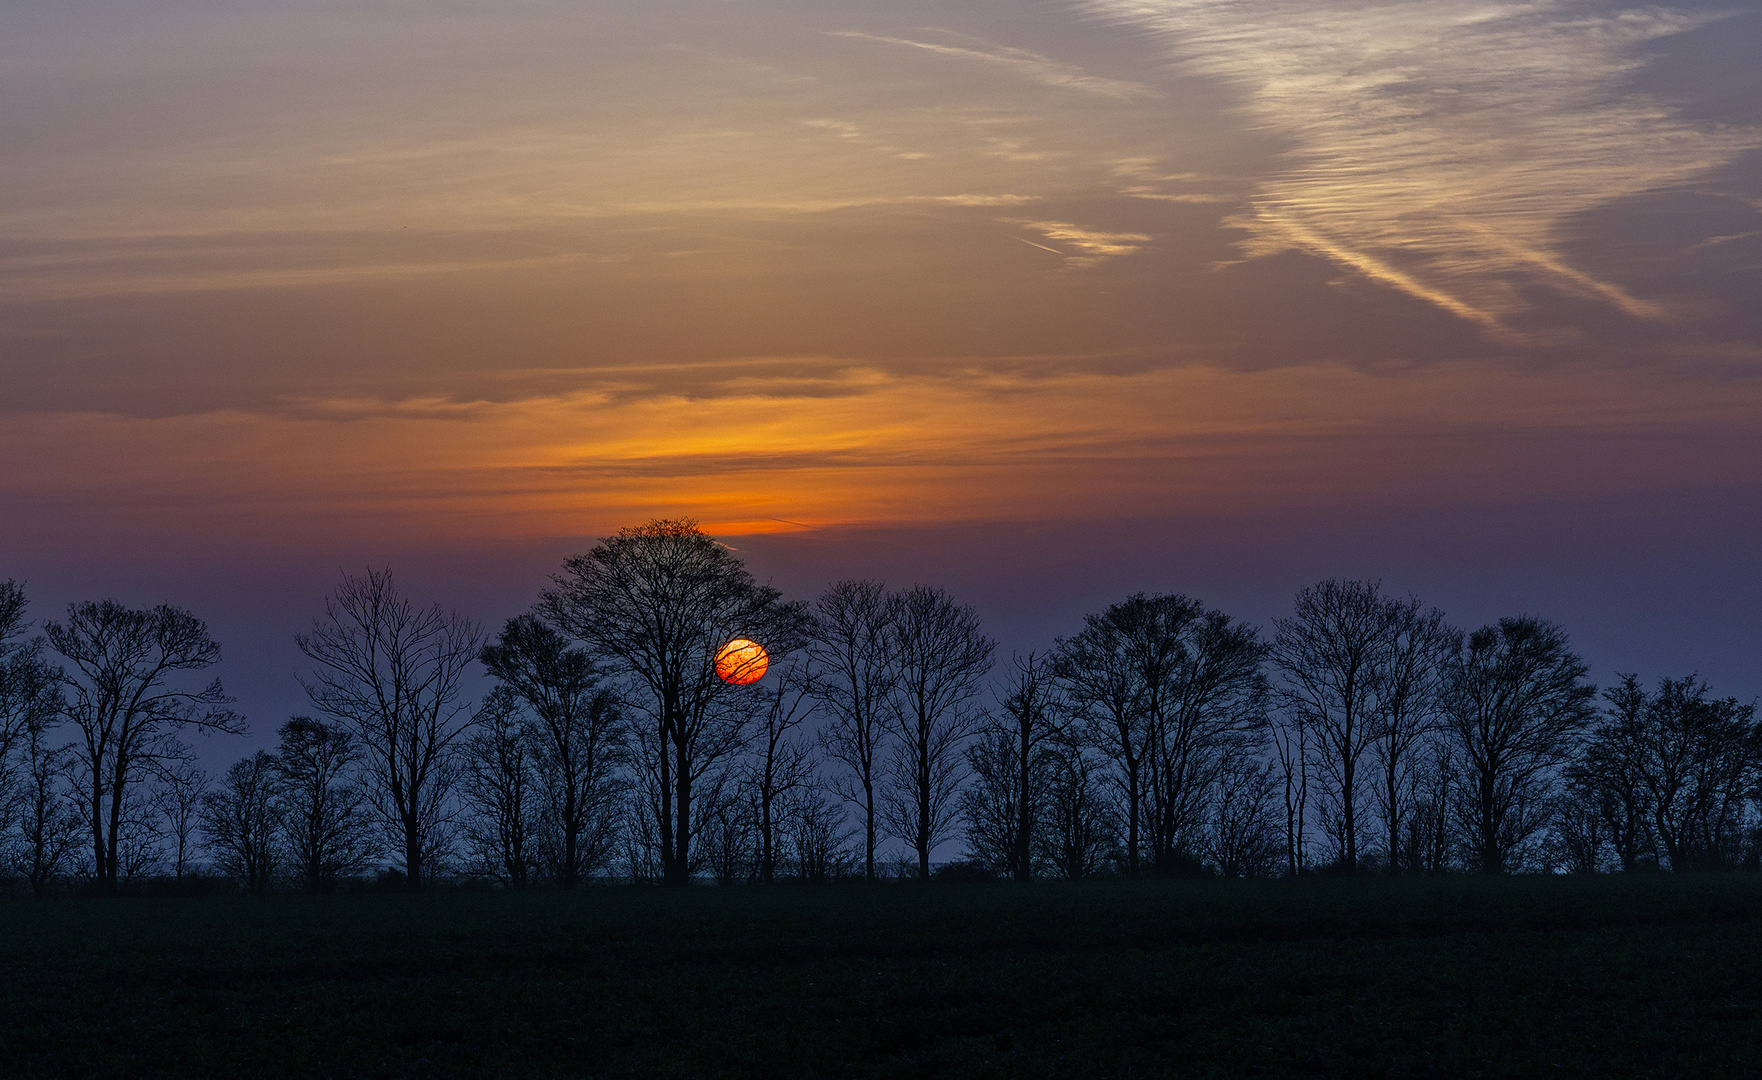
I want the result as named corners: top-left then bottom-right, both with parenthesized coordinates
top-left (151, 763), bottom-right (210, 883)
top-left (8, 721), bottom-right (82, 895)
top-left (1054, 594), bottom-right (1259, 876)
top-left (809, 580), bottom-right (897, 881)
top-left (1443, 616), bottom-right (1597, 873)
top-left (275, 717), bottom-right (377, 891)
top-left (1207, 752), bottom-right (1283, 878)
top-left (541, 519), bottom-right (808, 886)
top-left (1567, 678), bottom-right (1658, 871)
top-left (1035, 726), bottom-right (1116, 880)
top-left (884, 585), bottom-right (994, 881)
top-left (1054, 596), bottom-right (1159, 877)
top-left (458, 688), bottom-right (536, 887)
top-left (298, 568), bottom-right (482, 888)
top-left (1, 581), bottom-right (61, 800)
top-left (201, 751), bottom-right (283, 894)
top-left (1269, 705), bottom-right (1311, 875)
top-left (1608, 675), bottom-right (1760, 872)
top-left (743, 657), bottom-right (817, 884)
top-left (1273, 580), bottom-right (1443, 873)
top-left (46, 600), bottom-right (241, 890)
top-left (480, 615), bottom-right (625, 886)
top-left (963, 652), bottom-right (1061, 880)
top-left (1369, 600), bottom-right (1457, 873)
top-left (1149, 608), bottom-right (1269, 873)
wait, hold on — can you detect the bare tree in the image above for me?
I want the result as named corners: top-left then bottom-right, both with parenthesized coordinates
top-left (963, 652), bottom-right (1061, 880)
top-left (1150, 608), bottom-right (1269, 873)
top-left (1443, 616), bottom-right (1597, 873)
top-left (809, 580), bottom-right (896, 881)
top-left (7, 721), bottom-right (83, 895)
top-left (46, 600), bottom-right (241, 891)
top-left (1054, 597), bottom-right (1159, 877)
top-left (1402, 741), bottom-right (1457, 874)
top-left (788, 781), bottom-right (855, 883)
top-left (884, 585), bottom-right (994, 881)
top-left (1, 581), bottom-right (61, 800)
top-left (743, 657), bottom-right (817, 884)
top-left (540, 519), bottom-right (807, 886)
top-left (480, 615), bottom-right (625, 887)
top-left (1545, 790), bottom-right (1608, 874)
top-left (1273, 580), bottom-right (1447, 873)
top-left (275, 717), bottom-right (377, 891)
top-left (459, 688), bottom-right (536, 887)
top-left (1370, 600), bottom-right (1457, 874)
top-left (298, 568), bottom-right (481, 888)
top-left (1270, 706), bottom-right (1310, 875)
top-left (1567, 678), bottom-right (1658, 871)
top-left (1607, 675), bottom-right (1760, 872)
top-left (699, 788), bottom-right (754, 885)
top-left (1035, 727), bottom-right (1117, 880)
top-left (201, 751), bottom-right (283, 893)
top-left (1208, 752), bottom-right (1282, 878)
top-left (1055, 594), bottom-right (1261, 876)
top-left (151, 763), bottom-right (209, 883)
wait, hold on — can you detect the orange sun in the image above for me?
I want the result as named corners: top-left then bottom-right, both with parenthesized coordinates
top-left (714, 638), bottom-right (769, 685)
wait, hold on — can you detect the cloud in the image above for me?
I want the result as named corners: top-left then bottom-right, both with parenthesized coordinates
top-left (1087, 0), bottom-right (1762, 338)
top-left (1007, 220), bottom-right (1153, 268)
top-left (826, 30), bottom-right (1159, 101)
top-left (8, 358), bottom-right (1759, 545)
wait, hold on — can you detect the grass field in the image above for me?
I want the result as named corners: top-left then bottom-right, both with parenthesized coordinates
top-left (2, 875), bottom-right (1760, 1078)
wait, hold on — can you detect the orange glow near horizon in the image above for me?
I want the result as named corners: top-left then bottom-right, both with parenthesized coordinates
top-left (1, 0), bottom-right (1758, 562)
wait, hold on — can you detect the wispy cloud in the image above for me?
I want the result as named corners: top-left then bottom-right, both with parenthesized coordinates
top-left (1087, 0), bottom-right (1761, 337)
top-left (1008, 220), bottom-right (1153, 268)
top-left (827, 30), bottom-right (1159, 101)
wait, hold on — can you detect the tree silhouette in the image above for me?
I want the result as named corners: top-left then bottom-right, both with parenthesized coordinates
top-left (1054, 597), bottom-right (1159, 876)
top-left (1056, 594), bottom-right (1260, 876)
top-left (480, 615), bottom-right (625, 886)
top-left (743, 657), bottom-right (817, 884)
top-left (1589, 674), bottom-right (1761, 872)
top-left (1568, 678), bottom-right (1658, 871)
top-left (201, 751), bottom-right (282, 894)
top-left (810, 580), bottom-right (897, 881)
top-left (298, 568), bottom-right (482, 889)
top-left (541, 520), bottom-right (807, 886)
top-left (1148, 607), bottom-right (1268, 873)
top-left (1273, 581), bottom-right (1450, 873)
top-left (459, 688), bottom-right (536, 887)
top-left (963, 652), bottom-right (1061, 880)
top-left (1444, 616), bottom-right (1597, 873)
top-left (46, 600), bottom-right (240, 891)
top-left (1368, 599), bottom-right (1456, 874)
top-left (151, 762), bottom-right (209, 883)
top-left (275, 717), bottom-right (377, 891)
top-left (1, 581), bottom-right (61, 801)
top-left (884, 585), bottom-right (994, 881)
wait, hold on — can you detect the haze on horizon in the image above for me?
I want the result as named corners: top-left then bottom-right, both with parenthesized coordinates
top-left (3, 0), bottom-right (1760, 744)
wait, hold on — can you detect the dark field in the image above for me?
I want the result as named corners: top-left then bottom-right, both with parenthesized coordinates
top-left (3, 876), bottom-right (1760, 1078)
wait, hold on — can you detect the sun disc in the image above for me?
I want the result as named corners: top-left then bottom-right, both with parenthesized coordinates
top-left (714, 638), bottom-right (769, 685)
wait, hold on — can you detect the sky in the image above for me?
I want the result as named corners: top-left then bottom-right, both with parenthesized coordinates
top-left (2, 0), bottom-right (1760, 768)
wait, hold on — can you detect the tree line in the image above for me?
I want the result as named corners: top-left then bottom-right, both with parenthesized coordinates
top-left (1, 519), bottom-right (1757, 894)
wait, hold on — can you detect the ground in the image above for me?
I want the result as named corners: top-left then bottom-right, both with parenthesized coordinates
top-left (1, 875), bottom-right (1759, 1077)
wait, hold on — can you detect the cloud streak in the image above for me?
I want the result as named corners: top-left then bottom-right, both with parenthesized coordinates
top-left (1088, 0), bottom-right (1761, 337)
top-left (1008, 220), bottom-right (1153, 268)
top-left (827, 31), bottom-right (1159, 101)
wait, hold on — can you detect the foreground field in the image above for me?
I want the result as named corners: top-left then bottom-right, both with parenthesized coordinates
top-left (1, 875), bottom-right (1759, 1078)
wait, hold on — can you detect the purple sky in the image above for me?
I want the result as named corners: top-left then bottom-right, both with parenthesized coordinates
top-left (3, 0), bottom-right (1759, 781)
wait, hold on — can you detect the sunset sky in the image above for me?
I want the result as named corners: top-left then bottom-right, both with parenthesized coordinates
top-left (3, 0), bottom-right (1759, 751)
